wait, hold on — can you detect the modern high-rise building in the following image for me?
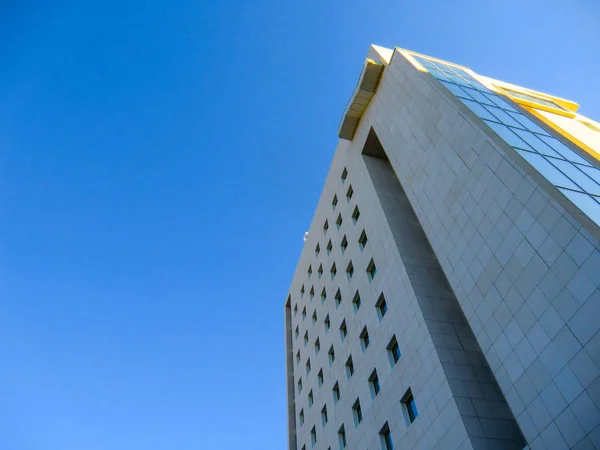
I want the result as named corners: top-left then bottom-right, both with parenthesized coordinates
top-left (284, 45), bottom-right (600, 450)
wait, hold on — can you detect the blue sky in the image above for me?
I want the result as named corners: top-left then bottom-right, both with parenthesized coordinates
top-left (0, 1), bottom-right (598, 449)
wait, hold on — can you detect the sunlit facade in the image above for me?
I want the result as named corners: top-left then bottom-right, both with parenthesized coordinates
top-left (285, 45), bottom-right (600, 450)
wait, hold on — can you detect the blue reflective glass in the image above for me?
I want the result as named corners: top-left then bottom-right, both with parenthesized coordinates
top-left (446, 73), bottom-right (470, 87)
top-left (578, 165), bottom-right (600, 184)
top-left (507, 112), bottom-right (551, 136)
top-left (462, 87), bottom-right (494, 105)
top-left (440, 81), bottom-right (472, 99)
top-left (551, 161), bottom-right (600, 196)
top-left (465, 79), bottom-right (489, 92)
top-left (484, 120), bottom-right (532, 149)
top-left (485, 106), bottom-right (524, 128)
top-left (461, 99), bottom-right (498, 121)
top-left (516, 150), bottom-right (580, 190)
top-left (428, 68), bottom-right (449, 80)
top-left (511, 128), bottom-right (564, 158)
top-left (484, 94), bottom-right (518, 112)
top-left (558, 189), bottom-right (600, 226)
top-left (538, 135), bottom-right (594, 167)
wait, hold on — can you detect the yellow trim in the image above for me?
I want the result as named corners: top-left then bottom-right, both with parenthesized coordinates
top-left (525, 106), bottom-right (600, 163)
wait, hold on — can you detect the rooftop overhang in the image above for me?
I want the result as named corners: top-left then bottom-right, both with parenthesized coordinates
top-left (338, 58), bottom-right (384, 140)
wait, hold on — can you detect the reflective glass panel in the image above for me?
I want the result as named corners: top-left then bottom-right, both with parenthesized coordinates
top-left (538, 135), bottom-right (593, 167)
top-left (558, 189), bottom-right (600, 226)
top-left (440, 81), bottom-right (472, 99)
top-left (549, 159), bottom-right (600, 196)
top-left (516, 150), bottom-right (580, 190)
top-left (484, 121), bottom-right (532, 149)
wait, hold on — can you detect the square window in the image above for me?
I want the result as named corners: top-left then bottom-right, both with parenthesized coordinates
top-left (330, 263), bottom-right (337, 279)
top-left (304, 331), bottom-right (309, 346)
top-left (318, 369), bottom-right (324, 387)
top-left (306, 358), bottom-right (311, 375)
top-left (341, 235), bottom-right (348, 253)
top-left (338, 425), bottom-right (346, 449)
top-left (309, 286), bottom-right (314, 301)
top-left (352, 206), bottom-right (360, 223)
top-left (346, 185), bottom-right (354, 201)
top-left (339, 320), bottom-right (347, 341)
top-left (321, 287), bottom-right (327, 304)
top-left (346, 261), bottom-right (354, 280)
top-left (336, 213), bottom-right (343, 229)
top-left (321, 405), bottom-right (328, 426)
top-left (352, 290), bottom-right (361, 313)
top-left (341, 167), bottom-right (348, 183)
top-left (332, 195), bottom-right (338, 210)
top-left (358, 230), bottom-right (368, 250)
top-left (314, 338), bottom-right (320, 354)
top-left (352, 398), bottom-right (362, 427)
top-left (380, 422), bottom-right (394, 450)
top-left (376, 293), bottom-right (388, 320)
top-left (324, 314), bottom-right (330, 332)
top-left (387, 336), bottom-right (401, 366)
top-left (298, 377), bottom-right (303, 393)
top-left (323, 220), bottom-right (329, 234)
top-left (315, 243), bottom-right (320, 257)
top-left (369, 370), bottom-right (380, 398)
top-left (367, 259), bottom-right (377, 282)
top-left (326, 240), bottom-right (333, 255)
top-left (299, 408), bottom-right (304, 426)
top-left (308, 390), bottom-right (313, 408)
top-left (308, 265), bottom-right (312, 278)
top-left (317, 264), bottom-right (323, 279)
top-left (332, 382), bottom-right (340, 404)
top-left (328, 345), bottom-right (335, 365)
top-left (311, 426), bottom-right (317, 447)
top-left (360, 326), bottom-right (370, 351)
top-left (345, 355), bottom-right (354, 379)
top-left (401, 389), bottom-right (419, 426)
top-left (302, 307), bottom-right (307, 321)
top-left (334, 289), bottom-right (342, 307)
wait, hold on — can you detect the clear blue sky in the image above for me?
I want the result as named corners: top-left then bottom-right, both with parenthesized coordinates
top-left (0, 1), bottom-right (598, 449)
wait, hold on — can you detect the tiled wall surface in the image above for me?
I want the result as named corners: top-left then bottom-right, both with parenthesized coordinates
top-left (286, 48), bottom-right (600, 450)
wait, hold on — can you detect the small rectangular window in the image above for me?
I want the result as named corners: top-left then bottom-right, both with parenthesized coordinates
top-left (352, 291), bottom-right (361, 313)
top-left (334, 289), bottom-right (342, 308)
top-left (333, 382), bottom-right (340, 404)
top-left (302, 307), bottom-right (307, 321)
top-left (295, 326), bottom-right (299, 339)
top-left (346, 185), bottom-right (354, 201)
top-left (369, 370), bottom-right (380, 398)
top-left (328, 345), bottom-right (335, 365)
top-left (330, 263), bottom-right (337, 279)
top-left (352, 398), bottom-right (362, 427)
top-left (339, 320), bottom-right (347, 341)
top-left (311, 426), bottom-right (316, 447)
top-left (308, 265), bottom-right (312, 278)
top-left (338, 425), bottom-right (346, 449)
top-left (304, 331), bottom-right (308, 346)
top-left (387, 336), bottom-right (401, 366)
top-left (312, 310), bottom-right (317, 325)
top-left (358, 229), bottom-right (368, 250)
top-left (341, 235), bottom-right (348, 252)
top-left (296, 350), bottom-right (300, 365)
top-left (321, 405), bottom-right (328, 426)
top-left (294, 304), bottom-right (298, 316)
top-left (299, 408), bottom-right (304, 426)
top-left (315, 243), bottom-right (320, 257)
top-left (352, 206), bottom-right (360, 223)
top-left (401, 389), bottom-right (418, 426)
top-left (376, 293), bottom-right (387, 320)
top-left (314, 338), bottom-right (320, 354)
top-left (336, 213), bottom-right (343, 229)
top-left (380, 422), bottom-right (394, 450)
top-left (301, 285), bottom-right (305, 297)
top-left (323, 220), bottom-right (329, 233)
top-left (298, 378), bottom-right (303, 393)
top-left (326, 239), bottom-right (333, 255)
top-left (360, 326), bottom-right (370, 351)
top-left (317, 264), bottom-right (323, 279)
top-left (346, 261), bottom-right (354, 280)
top-left (308, 390), bottom-right (313, 408)
top-left (367, 259), bottom-right (377, 282)
top-left (345, 355), bottom-right (354, 379)
top-left (306, 358), bottom-right (311, 375)
top-left (341, 167), bottom-right (348, 183)
top-left (324, 314), bottom-right (330, 332)
top-left (332, 195), bottom-right (338, 210)
top-left (309, 286), bottom-right (314, 301)
top-left (321, 287), bottom-right (327, 304)
top-left (318, 369), bottom-right (324, 387)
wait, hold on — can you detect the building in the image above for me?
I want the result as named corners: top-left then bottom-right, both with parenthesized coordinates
top-left (284, 45), bottom-right (600, 450)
